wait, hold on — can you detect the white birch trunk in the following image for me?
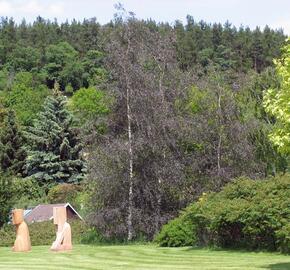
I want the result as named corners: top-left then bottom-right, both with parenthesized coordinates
top-left (124, 31), bottom-right (134, 241)
top-left (127, 86), bottom-right (134, 241)
top-left (217, 86), bottom-right (222, 178)
top-left (155, 63), bottom-right (165, 234)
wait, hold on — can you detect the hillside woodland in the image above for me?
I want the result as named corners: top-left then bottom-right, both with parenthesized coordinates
top-left (0, 9), bottom-right (289, 251)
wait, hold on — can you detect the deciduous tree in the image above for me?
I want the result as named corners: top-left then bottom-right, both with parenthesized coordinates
top-left (264, 39), bottom-right (290, 156)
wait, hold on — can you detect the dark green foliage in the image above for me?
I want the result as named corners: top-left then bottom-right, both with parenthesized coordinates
top-left (0, 97), bottom-right (6, 124)
top-left (79, 227), bottom-right (148, 245)
top-left (276, 224), bottom-right (290, 253)
top-left (80, 226), bottom-right (147, 245)
top-left (12, 177), bottom-right (46, 208)
top-left (47, 183), bottom-right (82, 207)
top-left (0, 16), bottom-right (286, 92)
top-left (44, 42), bottom-right (84, 90)
top-left (0, 69), bottom-right (10, 90)
top-left (156, 174), bottom-right (290, 253)
top-left (25, 93), bottom-right (86, 189)
top-left (0, 174), bottom-right (15, 227)
top-left (82, 50), bottom-right (108, 87)
top-left (174, 18), bottom-right (285, 72)
top-left (0, 224), bottom-right (14, 245)
top-left (0, 220), bottom-right (88, 246)
top-left (45, 42), bottom-right (77, 66)
top-left (80, 227), bottom-right (109, 245)
top-left (0, 110), bottom-right (26, 175)
top-left (6, 46), bottom-right (41, 72)
top-left (0, 17), bottom-right (105, 92)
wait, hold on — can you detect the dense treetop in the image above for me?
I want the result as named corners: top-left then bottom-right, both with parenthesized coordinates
top-left (0, 16), bottom-right (286, 85)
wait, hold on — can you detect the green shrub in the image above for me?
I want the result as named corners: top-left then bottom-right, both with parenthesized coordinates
top-left (80, 227), bottom-right (106, 244)
top-left (156, 174), bottom-right (290, 253)
top-left (0, 224), bottom-right (15, 246)
top-left (276, 223), bottom-right (290, 253)
top-left (154, 214), bottom-right (196, 247)
top-left (47, 184), bottom-right (81, 205)
top-left (0, 220), bottom-right (88, 247)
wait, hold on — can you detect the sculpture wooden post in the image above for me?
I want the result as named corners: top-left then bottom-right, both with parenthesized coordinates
top-left (12, 209), bottom-right (31, 252)
top-left (50, 206), bottom-right (72, 251)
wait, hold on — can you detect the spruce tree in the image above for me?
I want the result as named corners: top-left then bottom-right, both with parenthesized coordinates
top-left (25, 88), bottom-right (85, 188)
top-left (0, 110), bottom-right (26, 175)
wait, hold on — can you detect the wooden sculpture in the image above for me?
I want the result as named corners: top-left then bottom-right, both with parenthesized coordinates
top-left (12, 209), bottom-right (31, 252)
top-left (50, 206), bottom-right (72, 251)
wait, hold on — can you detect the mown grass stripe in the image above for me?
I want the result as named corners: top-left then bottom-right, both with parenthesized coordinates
top-left (0, 245), bottom-right (289, 270)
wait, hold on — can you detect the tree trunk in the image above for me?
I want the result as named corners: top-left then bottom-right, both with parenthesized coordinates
top-left (217, 86), bottom-right (222, 178)
top-left (124, 31), bottom-right (134, 241)
top-left (155, 64), bottom-right (165, 235)
top-left (126, 76), bottom-right (134, 241)
top-left (217, 132), bottom-right (222, 177)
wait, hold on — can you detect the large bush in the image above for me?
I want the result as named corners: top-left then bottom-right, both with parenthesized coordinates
top-left (154, 213), bottom-right (196, 247)
top-left (155, 174), bottom-right (290, 253)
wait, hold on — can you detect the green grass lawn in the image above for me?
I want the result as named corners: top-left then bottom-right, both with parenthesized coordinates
top-left (0, 245), bottom-right (289, 270)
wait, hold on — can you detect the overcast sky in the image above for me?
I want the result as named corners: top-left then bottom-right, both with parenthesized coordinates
top-left (0, 0), bottom-right (289, 35)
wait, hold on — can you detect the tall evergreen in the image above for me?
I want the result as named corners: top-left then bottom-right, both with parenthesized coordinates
top-left (25, 86), bottom-right (85, 188)
top-left (0, 110), bottom-right (26, 175)
top-left (0, 173), bottom-right (15, 227)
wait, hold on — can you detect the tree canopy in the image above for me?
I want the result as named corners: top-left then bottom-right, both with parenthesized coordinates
top-left (264, 39), bottom-right (290, 156)
top-left (25, 90), bottom-right (86, 190)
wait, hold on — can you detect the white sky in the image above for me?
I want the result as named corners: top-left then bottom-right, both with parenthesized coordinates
top-left (0, 0), bottom-right (289, 35)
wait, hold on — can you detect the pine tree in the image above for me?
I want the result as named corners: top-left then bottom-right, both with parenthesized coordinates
top-left (24, 89), bottom-right (85, 189)
top-left (0, 110), bottom-right (26, 175)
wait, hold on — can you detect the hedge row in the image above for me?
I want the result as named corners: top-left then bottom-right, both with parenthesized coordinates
top-left (0, 220), bottom-right (88, 247)
top-left (155, 174), bottom-right (290, 253)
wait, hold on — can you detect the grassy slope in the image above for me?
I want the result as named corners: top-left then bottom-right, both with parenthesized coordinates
top-left (0, 245), bottom-right (289, 270)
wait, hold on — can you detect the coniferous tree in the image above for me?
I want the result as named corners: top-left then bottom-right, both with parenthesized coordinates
top-left (0, 110), bottom-right (26, 175)
top-left (0, 173), bottom-right (15, 227)
top-left (25, 86), bottom-right (85, 189)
